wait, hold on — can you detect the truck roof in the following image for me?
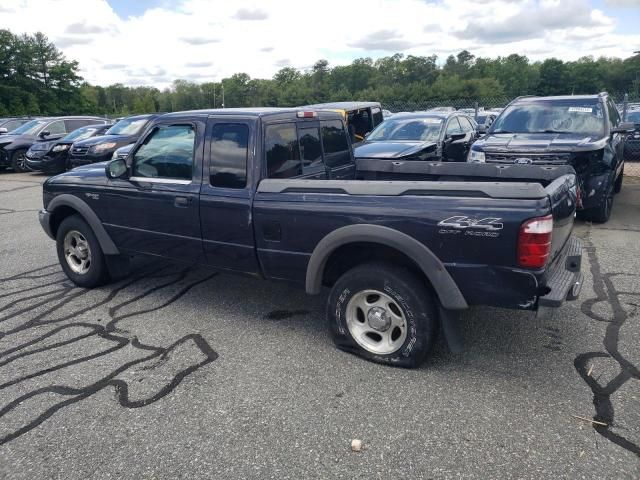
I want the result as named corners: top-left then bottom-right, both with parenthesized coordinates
top-left (513, 94), bottom-right (601, 103)
top-left (161, 108), bottom-right (344, 121)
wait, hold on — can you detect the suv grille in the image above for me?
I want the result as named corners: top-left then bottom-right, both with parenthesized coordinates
top-left (485, 153), bottom-right (571, 165)
top-left (71, 145), bottom-right (89, 156)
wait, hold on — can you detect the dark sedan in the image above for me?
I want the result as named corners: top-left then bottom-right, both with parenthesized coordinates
top-left (68, 113), bottom-right (163, 168)
top-left (25, 123), bottom-right (113, 174)
top-left (353, 112), bottom-right (476, 163)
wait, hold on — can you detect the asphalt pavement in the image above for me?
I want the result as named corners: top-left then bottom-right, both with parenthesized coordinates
top-left (0, 170), bottom-right (638, 479)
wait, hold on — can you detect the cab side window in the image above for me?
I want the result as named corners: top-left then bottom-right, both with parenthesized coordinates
top-left (371, 107), bottom-right (383, 128)
top-left (458, 116), bottom-right (474, 133)
top-left (265, 123), bottom-right (301, 178)
top-left (210, 123), bottom-right (248, 189)
top-left (321, 120), bottom-right (351, 168)
top-left (132, 124), bottom-right (195, 181)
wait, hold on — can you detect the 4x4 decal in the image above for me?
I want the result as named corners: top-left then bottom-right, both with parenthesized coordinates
top-left (437, 216), bottom-right (503, 237)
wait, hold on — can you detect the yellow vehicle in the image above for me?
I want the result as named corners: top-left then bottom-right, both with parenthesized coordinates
top-left (303, 102), bottom-right (383, 144)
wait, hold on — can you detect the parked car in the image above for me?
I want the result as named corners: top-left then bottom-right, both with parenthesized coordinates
top-left (39, 107), bottom-right (582, 367)
top-left (302, 102), bottom-right (383, 145)
top-left (468, 93), bottom-right (633, 223)
top-left (354, 112), bottom-right (476, 164)
top-left (112, 143), bottom-right (133, 161)
top-left (0, 116), bottom-right (108, 172)
top-left (474, 111), bottom-right (499, 134)
top-left (25, 123), bottom-right (113, 174)
top-left (623, 110), bottom-right (640, 161)
top-left (68, 113), bottom-right (164, 168)
top-left (0, 117), bottom-right (34, 135)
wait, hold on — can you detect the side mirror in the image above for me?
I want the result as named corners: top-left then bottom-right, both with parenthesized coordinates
top-left (611, 122), bottom-right (635, 135)
top-left (39, 130), bottom-right (51, 138)
top-left (106, 158), bottom-right (128, 179)
top-left (447, 132), bottom-right (466, 142)
top-left (0, 127), bottom-right (7, 134)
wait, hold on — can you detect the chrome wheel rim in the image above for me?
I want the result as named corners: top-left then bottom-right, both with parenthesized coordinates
top-left (17, 152), bottom-right (27, 170)
top-left (346, 289), bottom-right (407, 355)
top-left (63, 230), bottom-right (91, 274)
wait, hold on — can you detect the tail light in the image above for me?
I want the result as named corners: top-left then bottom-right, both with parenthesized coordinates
top-left (518, 215), bottom-right (553, 268)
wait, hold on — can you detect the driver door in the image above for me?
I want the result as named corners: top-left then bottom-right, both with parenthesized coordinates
top-left (104, 121), bottom-right (204, 263)
top-left (442, 117), bottom-right (466, 162)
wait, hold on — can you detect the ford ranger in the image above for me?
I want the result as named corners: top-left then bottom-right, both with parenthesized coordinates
top-left (39, 108), bottom-right (583, 367)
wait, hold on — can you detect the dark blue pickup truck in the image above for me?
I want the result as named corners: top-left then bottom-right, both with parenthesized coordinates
top-left (39, 108), bottom-right (583, 367)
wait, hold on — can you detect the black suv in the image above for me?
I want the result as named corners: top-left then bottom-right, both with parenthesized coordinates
top-left (68, 114), bottom-right (164, 168)
top-left (0, 116), bottom-right (108, 172)
top-left (468, 93), bottom-right (633, 222)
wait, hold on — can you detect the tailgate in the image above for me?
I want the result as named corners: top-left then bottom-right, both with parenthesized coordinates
top-left (545, 173), bottom-right (579, 262)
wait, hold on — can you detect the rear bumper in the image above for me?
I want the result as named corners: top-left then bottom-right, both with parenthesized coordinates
top-left (538, 236), bottom-right (583, 311)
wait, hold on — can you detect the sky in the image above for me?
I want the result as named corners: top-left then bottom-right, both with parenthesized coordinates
top-left (1, 0), bottom-right (639, 88)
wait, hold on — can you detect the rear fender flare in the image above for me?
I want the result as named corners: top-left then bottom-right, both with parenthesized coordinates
top-left (305, 224), bottom-right (468, 310)
top-left (47, 194), bottom-right (119, 255)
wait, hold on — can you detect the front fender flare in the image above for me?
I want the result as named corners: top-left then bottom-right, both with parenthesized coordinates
top-left (305, 224), bottom-right (468, 310)
top-left (46, 194), bottom-right (120, 255)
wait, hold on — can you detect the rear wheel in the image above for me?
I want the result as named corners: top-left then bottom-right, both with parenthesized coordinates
top-left (10, 149), bottom-right (27, 173)
top-left (56, 214), bottom-right (110, 287)
top-left (327, 262), bottom-right (438, 368)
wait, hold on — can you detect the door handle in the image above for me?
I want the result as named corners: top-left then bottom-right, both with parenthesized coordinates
top-left (174, 196), bottom-right (191, 207)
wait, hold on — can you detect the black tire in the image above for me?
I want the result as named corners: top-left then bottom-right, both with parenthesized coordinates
top-left (578, 180), bottom-right (614, 223)
top-left (10, 149), bottom-right (27, 173)
top-left (327, 262), bottom-right (438, 368)
top-left (614, 166), bottom-right (623, 194)
top-left (56, 214), bottom-right (110, 288)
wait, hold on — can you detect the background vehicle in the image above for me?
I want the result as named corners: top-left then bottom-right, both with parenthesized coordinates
top-left (474, 111), bottom-right (499, 134)
top-left (623, 109), bottom-right (640, 161)
top-left (302, 102), bottom-right (383, 144)
top-left (39, 108), bottom-right (582, 368)
top-left (468, 93), bottom-right (632, 223)
top-left (0, 117), bottom-right (34, 135)
top-left (0, 116), bottom-right (107, 172)
top-left (354, 112), bottom-right (476, 163)
top-left (25, 123), bottom-right (113, 174)
top-left (68, 114), bottom-right (163, 168)
top-left (112, 143), bottom-right (133, 161)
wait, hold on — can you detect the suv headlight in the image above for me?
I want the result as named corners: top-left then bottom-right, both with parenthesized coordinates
top-left (91, 142), bottom-right (117, 153)
top-left (468, 149), bottom-right (485, 163)
top-left (52, 144), bottom-right (69, 152)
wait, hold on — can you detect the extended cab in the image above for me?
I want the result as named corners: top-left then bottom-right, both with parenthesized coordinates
top-left (39, 108), bottom-right (583, 367)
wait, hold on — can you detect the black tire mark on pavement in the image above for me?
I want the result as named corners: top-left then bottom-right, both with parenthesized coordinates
top-left (265, 309), bottom-right (310, 320)
top-left (0, 263), bottom-right (219, 445)
top-left (575, 235), bottom-right (640, 457)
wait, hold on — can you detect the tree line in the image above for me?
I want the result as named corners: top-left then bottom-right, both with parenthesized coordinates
top-left (1, 29), bottom-right (639, 117)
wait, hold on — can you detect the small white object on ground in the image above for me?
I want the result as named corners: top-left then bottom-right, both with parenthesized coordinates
top-left (351, 439), bottom-right (363, 452)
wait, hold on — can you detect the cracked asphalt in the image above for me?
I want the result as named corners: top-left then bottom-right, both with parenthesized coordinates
top-left (0, 170), bottom-right (638, 479)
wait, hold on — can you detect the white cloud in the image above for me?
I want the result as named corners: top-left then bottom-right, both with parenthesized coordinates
top-left (2, 0), bottom-right (638, 88)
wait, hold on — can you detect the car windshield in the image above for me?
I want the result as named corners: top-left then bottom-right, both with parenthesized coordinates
top-left (367, 117), bottom-right (443, 142)
top-left (490, 99), bottom-right (604, 136)
top-left (9, 119), bottom-right (48, 135)
top-left (627, 111), bottom-right (640, 123)
top-left (62, 126), bottom-right (103, 142)
top-left (106, 118), bottom-right (148, 135)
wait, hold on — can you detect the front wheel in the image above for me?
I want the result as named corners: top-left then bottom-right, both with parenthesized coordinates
top-left (10, 149), bottom-right (27, 173)
top-left (56, 214), bottom-right (110, 287)
top-left (579, 180), bottom-right (614, 223)
top-left (327, 262), bottom-right (438, 368)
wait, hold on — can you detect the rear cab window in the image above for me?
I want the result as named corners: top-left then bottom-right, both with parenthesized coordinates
top-left (210, 123), bottom-right (249, 189)
top-left (264, 116), bottom-right (352, 179)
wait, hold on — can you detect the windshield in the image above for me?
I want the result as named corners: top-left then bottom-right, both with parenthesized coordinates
top-left (627, 111), bottom-right (640, 123)
top-left (490, 99), bottom-right (604, 136)
top-left (367, 117), bottom-right (443, 142)
top-left (62, 125), bottom-right (103, 142)
top-left (9, 119), bottom-right (48, 135)
top-left (106, 118), bottom-right (148, 136)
